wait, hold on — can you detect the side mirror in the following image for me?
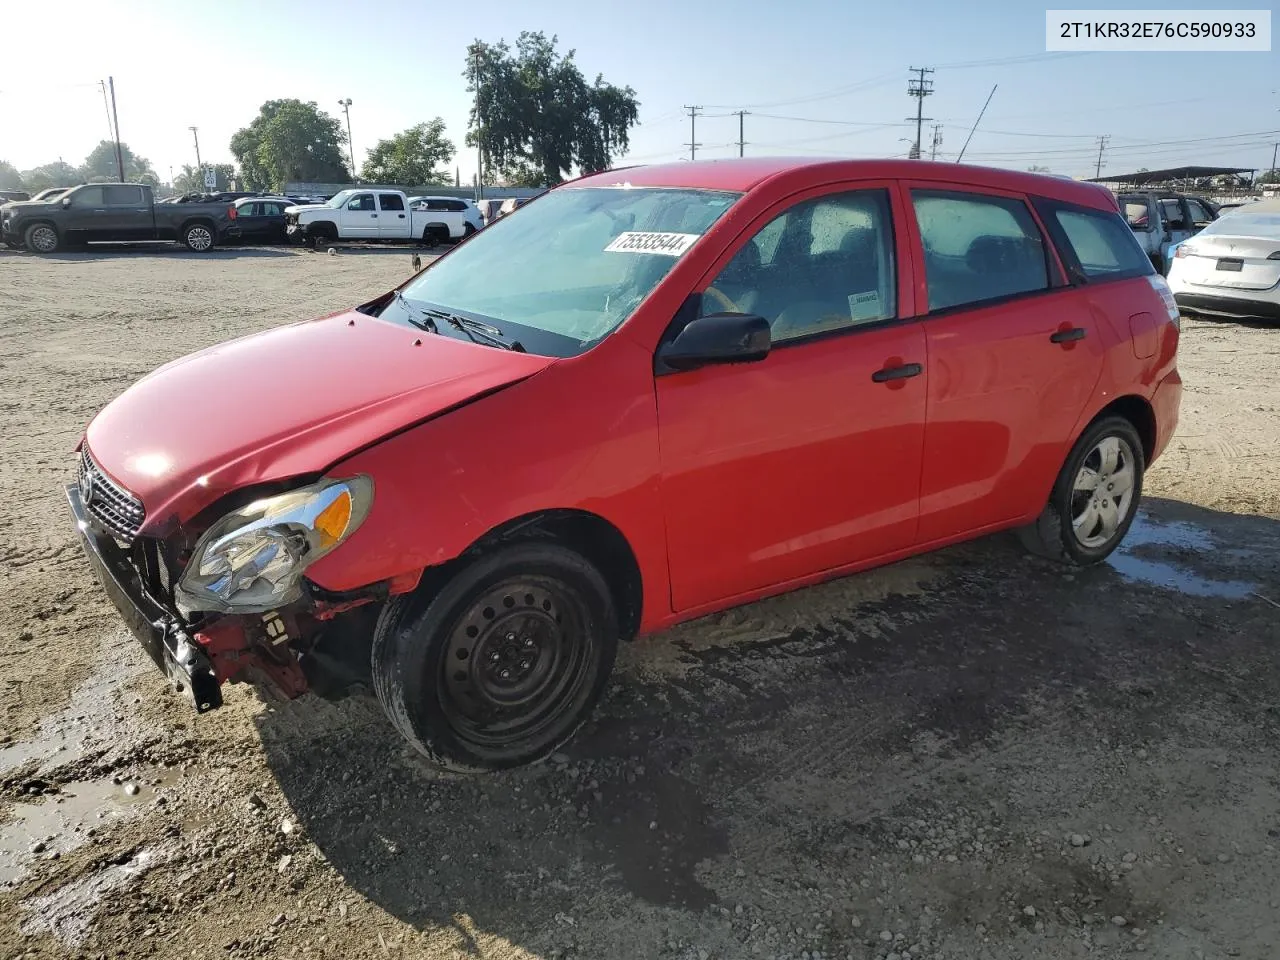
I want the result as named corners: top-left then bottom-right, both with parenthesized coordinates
top-left (61, 197), bottom-right (72, 209)
top-left (658, 312), bottom-right (771, 372)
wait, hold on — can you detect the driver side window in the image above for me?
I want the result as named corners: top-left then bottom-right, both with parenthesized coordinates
top-left (347, 194), bottom-right (375, 212)
top-left (699, 189), bottom-right (897, 343)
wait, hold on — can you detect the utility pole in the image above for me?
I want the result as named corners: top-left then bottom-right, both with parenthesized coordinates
top-left (1271, 141), bottom-right (1278, 177)
top-left (906, 66), bottom-right (934, 160)
top-left (684, 105), bottom-right (702, 161)
top-left (735, 110), bottom-right (750, 157)
top-left (1094, 134), bottom-right (1111, 179)
top-left (108, 77), bottom-right (125, 183)
top-left (337, 99), bottom-right (355, 179)
top-left (189, 126), bottom-right (202, 181)
top-left (929, 123), bottom-right (943, 161)
top-left (98, 81), bottom-right (117, 175)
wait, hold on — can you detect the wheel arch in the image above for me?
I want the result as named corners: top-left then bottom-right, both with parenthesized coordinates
top-left (1088, 394), bottom-right (1156, 464)
top-left (418, 508), bottom-right (644, 643)
top-left (179, 216), bottom-right (218, 238)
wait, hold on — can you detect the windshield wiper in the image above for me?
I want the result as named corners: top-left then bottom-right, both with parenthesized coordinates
top-left (392, 290), bottom-right (438, 333)
top-left (422, 308), bottom-right (525, 352)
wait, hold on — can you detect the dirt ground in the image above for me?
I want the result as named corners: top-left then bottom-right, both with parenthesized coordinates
top-left (1, 245), bottom-right (1278, 960)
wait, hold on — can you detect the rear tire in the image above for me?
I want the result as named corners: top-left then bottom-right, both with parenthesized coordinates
top-left (24, 223), bottom-right (59, 254)
top-left (371, 543), bottom-right (619, 772)
top-left (183, 222), bottom-right (216, 252)
top-left (1017, 415), bottom-right (1145, 565)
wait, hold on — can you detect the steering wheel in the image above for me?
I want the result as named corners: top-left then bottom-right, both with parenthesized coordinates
top-left (702, 285), bottom-right (742, 314)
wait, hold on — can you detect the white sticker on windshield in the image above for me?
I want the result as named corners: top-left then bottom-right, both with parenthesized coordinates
top-left (604, 232), bottom-right (700, 256)
top-left (848, 290), bottom-right (882, 321)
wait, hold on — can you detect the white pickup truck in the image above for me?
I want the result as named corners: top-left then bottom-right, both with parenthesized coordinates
top-left (285, 188), bottom-right (481, 248)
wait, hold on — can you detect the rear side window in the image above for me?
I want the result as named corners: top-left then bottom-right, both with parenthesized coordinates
top-left (104, 185), bottom-right (144, 205)
top-left (910, 190), bottom-right (1050, 312)
top-left (378, 193), bottom-right (405, 211)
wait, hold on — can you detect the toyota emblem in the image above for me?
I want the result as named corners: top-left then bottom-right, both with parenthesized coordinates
top-left (79, 468), bottom-right (95, 506)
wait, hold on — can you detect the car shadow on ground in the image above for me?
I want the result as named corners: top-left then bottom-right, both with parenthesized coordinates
top-left (255, 496), bottom-right (1280, 957)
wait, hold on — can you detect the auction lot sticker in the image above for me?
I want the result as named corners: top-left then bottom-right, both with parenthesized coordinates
top-left (605, 232), bottom-right (701, 256)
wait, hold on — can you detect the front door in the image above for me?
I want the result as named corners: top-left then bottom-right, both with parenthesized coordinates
top-left (62, 185), bottom-right (107, 242)
top-left (341, 192), bottom-right (379, 238)
top-left (656, 184), bottom-right (927, 613)
top-left (377, 193), bottom-right (409, 238)
top-left (901, 184), bottom-right (1105, 543)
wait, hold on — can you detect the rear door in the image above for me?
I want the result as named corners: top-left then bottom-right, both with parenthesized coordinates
top-left (341, 192), bottom-right (379, 238)
top-left (101, 185), bottom-right (152, 240)
top-left (902, 183), bottom-right (1106, 543)
top-left (377, 193), bottom-right (409, 238)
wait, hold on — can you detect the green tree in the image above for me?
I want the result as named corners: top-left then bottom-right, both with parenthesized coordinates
top-left (464, 32), bottom-right (639, 187)
top-left (0, 161), bottom-right (23, 191)
top-left (231, 100), bottom-right (351, 192)
top-left (173, 163), bottom-right (236, 194)
top-left (20, 161), bottom-right (81, 192)
top-left (81, 141), bottom-right (158, 184)
top-left (1257, 169), bottom-right (1280, 186)
top-left (361, 119), bottom-right (455, 185)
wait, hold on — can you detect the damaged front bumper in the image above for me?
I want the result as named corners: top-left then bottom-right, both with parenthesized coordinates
top-left (64, 483), bottom-right (313, 712)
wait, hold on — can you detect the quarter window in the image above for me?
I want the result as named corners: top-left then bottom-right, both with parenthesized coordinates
top-left (911, 190), bottom-right (1049, 312)
top-left (1047, 205), bottom-right (1154, 281)
top-left (700, 189), bottom-right (896, 342)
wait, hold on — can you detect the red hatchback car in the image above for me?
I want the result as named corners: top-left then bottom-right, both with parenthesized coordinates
top-left (67, 158), bottom-right (1181, 770)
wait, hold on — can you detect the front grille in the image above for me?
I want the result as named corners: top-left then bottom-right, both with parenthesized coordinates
top-left (78, 447), bottom-right (146, 544)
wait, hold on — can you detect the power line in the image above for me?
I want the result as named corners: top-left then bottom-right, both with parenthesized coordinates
top-left (906, 66), bottom-right (934, 160)
top-left (683, 105), bottom-right (702, 161)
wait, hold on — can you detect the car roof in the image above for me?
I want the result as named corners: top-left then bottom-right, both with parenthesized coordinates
top-left (571, 157), bottom-right (1117, 211)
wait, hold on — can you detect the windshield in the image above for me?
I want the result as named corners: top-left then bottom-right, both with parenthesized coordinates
top-left (324, 190), bottom-right (356, 209)
top-left (395, 186), bottom-right (740, 355)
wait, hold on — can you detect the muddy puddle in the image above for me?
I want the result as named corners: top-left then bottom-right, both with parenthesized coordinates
top-left (0, 632), bottom-right (165, 889)
top-left (1108, 511), bottom-right (1260, 599)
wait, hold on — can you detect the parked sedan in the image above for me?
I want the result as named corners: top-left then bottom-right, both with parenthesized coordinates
top-left (65, 158), bottom-right (1181, 772)
top-left (223, 197), bottom-right (292, 244)
top-left (1166, 199), bottom-right (1280, 321)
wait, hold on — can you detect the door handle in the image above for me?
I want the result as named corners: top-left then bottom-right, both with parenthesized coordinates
top-left (371, 214), bottom-right (378, 218)
top-left (1050, 327), bottom-right (1086, 343)
top-left (398, 213), bottom-right (406, 218)
top-left (871, 362), bottom-right (923, 383)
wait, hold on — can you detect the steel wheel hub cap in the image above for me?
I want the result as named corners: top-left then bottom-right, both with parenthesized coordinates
top-left (439, 578), bottom-right (594, 749)
top-left (1070, 435), bottom-right (1136, 548)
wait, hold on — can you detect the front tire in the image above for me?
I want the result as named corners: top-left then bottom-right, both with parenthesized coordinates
top-left (1017, 415), bottom-right (1145, 565)
top-left (183, 223), bottom-right (215, 252)
top-left (24, 223), bottom-right (59, 254)
top-left (372, 543), bottom-right (619, 772)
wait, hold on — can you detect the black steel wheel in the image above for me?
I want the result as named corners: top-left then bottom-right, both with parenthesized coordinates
top-left (372, 542), bottom-right (618, 771)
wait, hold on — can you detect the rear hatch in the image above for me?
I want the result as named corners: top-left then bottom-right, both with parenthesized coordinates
top-left (1174, 234), bottom-right (1280, 292)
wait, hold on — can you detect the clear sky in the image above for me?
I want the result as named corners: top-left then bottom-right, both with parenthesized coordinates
top-left (2, 0), bottom-right (1277, 183)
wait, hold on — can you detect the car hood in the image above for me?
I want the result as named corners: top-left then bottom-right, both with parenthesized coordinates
top-left (83, 309), bottom-right (554, 533)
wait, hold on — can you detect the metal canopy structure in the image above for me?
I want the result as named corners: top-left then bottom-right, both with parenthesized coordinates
top-left (1087, 165), bottom-right (1256, 185)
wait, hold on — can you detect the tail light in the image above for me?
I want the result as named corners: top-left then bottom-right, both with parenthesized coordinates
top-left (227, 205), bottom-right (237, 220)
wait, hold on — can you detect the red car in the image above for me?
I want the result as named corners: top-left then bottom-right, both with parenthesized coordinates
top-left (67, 158), bottom-right (1182, 771)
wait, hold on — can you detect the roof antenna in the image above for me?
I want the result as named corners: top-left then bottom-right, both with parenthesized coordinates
top-left (955, 84), bottom-right (997, 164)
